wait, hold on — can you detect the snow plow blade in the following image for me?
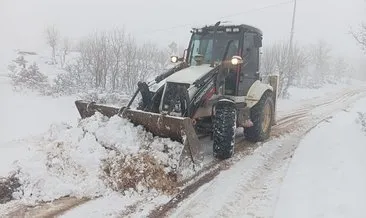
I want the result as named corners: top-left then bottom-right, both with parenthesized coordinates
top-left (75, 100), bottom-right (203, 165)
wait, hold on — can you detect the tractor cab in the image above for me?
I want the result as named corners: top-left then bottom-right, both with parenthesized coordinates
top-left (184, 24), bottom-right (263, 96)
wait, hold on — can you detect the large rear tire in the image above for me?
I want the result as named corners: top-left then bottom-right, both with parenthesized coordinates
top-left (244, 91), bottom-right (274, 142)
top-left (213, 99), bottom-right (236, 160)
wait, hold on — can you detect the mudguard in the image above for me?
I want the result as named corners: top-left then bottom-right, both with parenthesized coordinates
top-left (245, 80), bottom-right (273, 108)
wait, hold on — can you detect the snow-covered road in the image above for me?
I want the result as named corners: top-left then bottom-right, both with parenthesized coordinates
top-left (167, 95), bottom-right (366, 218)
top-left (274, 98), bottom-right (366, 218)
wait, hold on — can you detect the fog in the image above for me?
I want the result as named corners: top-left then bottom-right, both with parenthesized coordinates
top-left (0, 0), bottom-right (365, 61)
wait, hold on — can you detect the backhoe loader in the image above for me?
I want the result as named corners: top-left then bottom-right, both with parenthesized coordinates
top-left (75, 22), bottom-right (278, 169)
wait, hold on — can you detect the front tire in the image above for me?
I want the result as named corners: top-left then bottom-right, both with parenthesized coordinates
top-left (213, 99), bottom-right (236, 159)
top-left (244, 91), bottom-right (274, 142)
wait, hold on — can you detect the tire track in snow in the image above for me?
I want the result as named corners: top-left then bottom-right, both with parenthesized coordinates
top-left (148, 87), bottom-right (366, 218)
top-left (3, 197), bottom-right (90, 218)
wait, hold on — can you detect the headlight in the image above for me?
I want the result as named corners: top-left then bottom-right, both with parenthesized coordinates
top-left (231, 56), bottom-right (243, 65)
top-left (171, 56), bottom-right (178, 63)
top-left (231, 58), bottom-right (239, 65)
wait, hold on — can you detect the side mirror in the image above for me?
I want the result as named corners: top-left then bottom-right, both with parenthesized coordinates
top-left (254, 35), bottom-right (262, 48)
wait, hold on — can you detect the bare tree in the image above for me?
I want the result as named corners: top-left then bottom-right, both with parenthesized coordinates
top-left (261, 41), bottom-right (309, 97)
top-left (45, 25), bottom-right (60, 64)
top-left (351, 23), bottom-right (366, 52)
top-left (79, 31), bottom-right (112, 89)
top-left (308, 40), bottom-right (332, 84)
top-left (260, 46), bottom-right (277, 76)
top-left (332, 57), bottom-right (349, 78)
top-left (59, 37), bottom-right (70, 68)
top-left (55, 28), bottom-right (170, 96)
top-left (168, 41), bottom-right (178, 56)
top-left (109, 29), bottom-right (125, 90)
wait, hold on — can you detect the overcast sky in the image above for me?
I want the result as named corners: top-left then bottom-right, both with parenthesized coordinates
top-left (0, 0), bottom-right (365, 62)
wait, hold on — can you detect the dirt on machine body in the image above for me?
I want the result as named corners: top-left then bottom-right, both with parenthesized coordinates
top-left (75, 22), bottom-right (279, 177)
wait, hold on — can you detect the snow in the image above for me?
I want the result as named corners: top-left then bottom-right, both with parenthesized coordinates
top-left (60, 192), bottom-right (170, 218)
top-left (7, 122), bottom-right (111, 203)
top-left (1, 50), bottom-right (366, 217)
top-left (0, 112), bottom-right (184, 204)
top-left (273, 97), bottom-right (366, 218)
top-left (0, 57), bottom-right (183, 207)
top-left (0, 75), bottom-right (78, 176)
top-left (277, 80), bottom-right (365, 113)
top-left (167, 90), bottom-right (366, 218)
top-left (0, 83), bottom-right (78, 144)
top-left (61, 192), bottom-right (132, 218)
top-left (0, 53), bottom-right (185, 213)
top-left (169, 139), bottom-right (285, 218)
top-left (1, 49), bottom-right (76, 82)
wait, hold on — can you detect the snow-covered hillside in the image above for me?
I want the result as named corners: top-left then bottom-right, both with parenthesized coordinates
top-left (0, 75), bottom-right (78, 144)
top-left (0, 50), bottom-right (72, 79)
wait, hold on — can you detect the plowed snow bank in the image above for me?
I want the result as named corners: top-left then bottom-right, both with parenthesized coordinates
top-left (1, 113), bottom-right (182, 204)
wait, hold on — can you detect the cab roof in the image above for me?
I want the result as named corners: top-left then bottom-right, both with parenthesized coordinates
top-left (192, 23), bottom-right (262, 36)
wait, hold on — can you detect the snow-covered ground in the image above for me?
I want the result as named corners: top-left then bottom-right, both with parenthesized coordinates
top-left (0, 76), bottom-right (78, 145)
top-left (1, 52), bottom-right (366, 217)
top-left (167, 95), bottom-right (366, 218)
top-left (274, 98), bottom-right (366, 218)
top-left (277, 80), bottom-right (365, 114)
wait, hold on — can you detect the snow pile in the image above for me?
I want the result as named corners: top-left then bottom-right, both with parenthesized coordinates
top-left (78, 90), bottom-right (131, 107)
top-left (8, 61), bottom-right (51, 95)
top-left (11, 122), bottom-right (110, 203)
top-left (2, 113), bottom-right (182, 203)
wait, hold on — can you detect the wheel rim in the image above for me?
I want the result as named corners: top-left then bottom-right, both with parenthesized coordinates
top-left (261, 100), bottom-right (272, 133)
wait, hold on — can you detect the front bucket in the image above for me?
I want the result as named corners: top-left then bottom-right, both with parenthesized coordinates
top-left (75, 100), bottom-right (120, 118)
top-left (74, 100), bottom-right (203, 166)
top-left (121, 108), bottom-right (203, 165)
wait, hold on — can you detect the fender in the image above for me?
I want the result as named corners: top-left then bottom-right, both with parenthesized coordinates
top-left (245, 80), bottom-right (273, 108)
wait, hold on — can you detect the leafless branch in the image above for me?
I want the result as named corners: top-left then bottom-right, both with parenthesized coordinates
top-left (45, 25), bottom-right (59, 64)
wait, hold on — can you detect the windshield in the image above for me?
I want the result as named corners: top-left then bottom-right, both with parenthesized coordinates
top-left (188, 32), bottom-right (240, 66)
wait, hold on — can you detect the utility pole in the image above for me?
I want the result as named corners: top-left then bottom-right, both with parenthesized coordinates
top-left (284, 0), bottom-right (297, 98)
top-left (289, 0), bottom-right (297, 52)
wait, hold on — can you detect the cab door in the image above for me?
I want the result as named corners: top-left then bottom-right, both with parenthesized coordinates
top-left (237, 32), bottom-right (261, 96)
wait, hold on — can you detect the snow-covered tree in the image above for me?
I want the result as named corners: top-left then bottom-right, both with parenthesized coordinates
top-left (352, 23), bottom-right (366, 52)
top-left (13, 56), bottom-right (27, 69)
top-left (9, 61), bottom-right (49, 92)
